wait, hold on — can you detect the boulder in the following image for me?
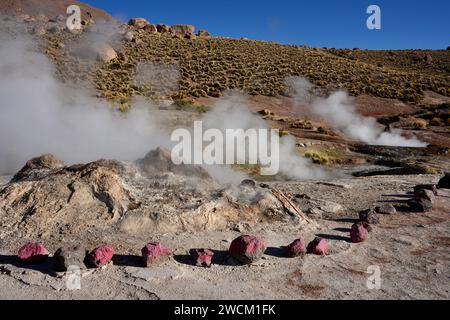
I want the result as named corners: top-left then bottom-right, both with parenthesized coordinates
top-left (408, 198), bottom-right (433, 212)
top-left (286, 238), bottom-right (306, 257)
top-left (189, 249), bottom-right (214, 267)
top-left (414, 188), bottom-right (436, 203)
top-left (156, 24), bottom-right (171, 33)
top-left (94, 44), bottom-right (117, 63)
top-left (437, 173), bottom-right (450, 189)
top-left (414, 184), bottom-right (438, 196)
top-left (87, 245), bottom-right (114, 268)
top-left (229, 235), bottom-right (267, 264)
top-left (54, 246), bottom-right (87, 271)
top-left (359, 208), bottom-right (380, 224)
top-left (144, 24), bottom-right (158, 34)
top-left (124, 31), bottom-right (135, 42)
top-left (141, 242), bottom-right (172, 267)
top-left (306, 237), bottom-right (328, 255)
top-left (171, 24), bottom-right (195, 38)
top-left (350, 222), bottom-right (369, 243)
top-left (128, 18), bottom-right (150, 29)
top-left (375, 204), bottom-right (396, 215)
top-left (18, 242), bottom-right (49, 263)
top-left (197, 29), bottom-right (211, 38)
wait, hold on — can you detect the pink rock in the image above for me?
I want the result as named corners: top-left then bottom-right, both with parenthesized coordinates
top-left (189, 249), bottom-right (214, 267)
top-left (286, 238), bottom-right (306, 257)
top-left (17, 242), bottom-right (49, 263)
top-left (87, 245), bottom-right (114, 268)
top-left (306, 237), bottom-right (328, 255)
top-left (229, 235), bottom-right (267, 264)
top-left (141, 242), bottom-right (172, 267)
top-left (350, 222), bottom-right (369, 243)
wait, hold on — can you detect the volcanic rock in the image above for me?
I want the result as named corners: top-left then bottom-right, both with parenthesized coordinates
top-left (306, 237), bottom-right (328, 255)
top-left (17, 242), bottom-right (49, 263)
top-left (144, 24), bottom-right (157, 34)
top-left (94, 44), bottom-right (117, 63)
top-left (171, 24), bottom-right (195, 38)
top-left (128, 18), bottom-right (150, 29)
top-left (350, 222), bottom-right (369, 243)
top-left (54, 246), bottom-right (87, 271)
top-left (408, 198), bottom-right (433, 212)
top-left (124, 31), bottom-right (135, 42)
top-left (189, 249), bottom-right (214, 267)
top-left (142, 242), bottom-right (172, 267)
top-left (376, 204), bottom-right (396, 215)
top-left (437, 173), bottom-right (450, 189)
top-left (87, 245), bottom-right (114, 268)
top-left (197, 29), bottom-right (211, 38)
top-left (286, 238), bottom-right (306, 257)
top-left (229, 235), bottom-right (267, 264)
top-left (359, 208), bottom-right (380, 224)
top-left (156, 24), bottom-right (171, 33)
top-left (414, 184), bottom-right (438, 196)
top-left (414, 188), bottom-right (436, 203)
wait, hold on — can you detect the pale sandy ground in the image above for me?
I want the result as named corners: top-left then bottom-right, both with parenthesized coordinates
top-left (0, 174), bottom-right (449, 300)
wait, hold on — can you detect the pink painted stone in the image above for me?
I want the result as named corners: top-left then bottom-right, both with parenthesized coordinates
top-left (87, 245), bottom-right (114, 268)
top-left (189, 249), bottom-right (214, 267)
top-left (350, 222), bottom-right (369, 243)
top-left (286, 238), bottom-right (306, 257)
top-left (141, 242), bottom-right (172, 267)
top-left (17, 242), bottom-right (49, 263)
top-left (229, 235), bottom-right (267, 264)
top-left (306, 237), bottom-right (328, 255)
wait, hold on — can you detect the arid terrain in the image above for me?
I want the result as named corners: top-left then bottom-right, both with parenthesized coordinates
top-left (0, 0), bottom-right (449, 300)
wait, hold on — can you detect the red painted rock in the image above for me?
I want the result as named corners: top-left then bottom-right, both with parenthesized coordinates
top-left (229, 235), bottom-right (267, 264)
top-left (87, 245), bottom-right (114, 268)
top-left (17, 242), bottom-right (49, 263)
top-left (189, 249), bottom-right (214, 267)
top-left (350, 222), bottom-right (369, 243)
top-left (286, 238), bottom-right (306, 257)
top-left (306, 237), bottom-right (328, 255)
top-left (141, 242), bottom-right (172, 267)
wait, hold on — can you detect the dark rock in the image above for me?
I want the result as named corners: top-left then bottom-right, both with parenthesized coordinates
top-left (408, 198), bottom-right (433, 212)
top-left (437, 173), bottom-right (450, 189)
top-left (414, 184), bottom-right (438, 196)
top-left (156, 24), bottom-right (171, 33)
top-left (229, 235), bottom-right (267, 264)
top-left (359, 208), bottom-right (380, 224)
top-left (189, 249), bottom-right (214, 267)
top-left (141, 242), bottom-right (172, 267)
top-left (306, 237), bottom-right (328, 255)
top-left (54, 246), bottom-right (87, 271)
top-left (414, 188), bottom-right (436, 203)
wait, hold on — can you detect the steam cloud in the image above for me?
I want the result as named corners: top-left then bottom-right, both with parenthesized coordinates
top-left (286, 76), bottom-right (426, 147)
top-left (0, 30), bottom-right (169, 175)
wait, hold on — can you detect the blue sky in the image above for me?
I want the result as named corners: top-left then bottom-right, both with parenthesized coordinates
top-left (83, 0), bottom-right (449, 49)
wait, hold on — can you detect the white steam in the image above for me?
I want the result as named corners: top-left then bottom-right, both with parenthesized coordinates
top-left (286, 76), bottom-right (426, 147)
top-left (0, 32), bottom-right (167, 174)
top-left (202, 93), bottom-right (328, 180)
